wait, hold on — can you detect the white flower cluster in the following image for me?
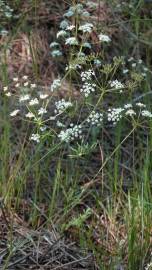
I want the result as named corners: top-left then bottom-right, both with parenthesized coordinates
top-left (136, 102), bottom-right (146, 108)
top-left (124, 103), bottom-right (132, 109)
top-left (66, 63), bottom-right (81, 71)
top-left (122, 69), bottom-right (129, 74)
top-left (56, 121), bottom-right (65, 128)
top-left (65, 37), bottom-right (78, 45)
top-left (29, 98), bottom-right (39, 106)
top-left (50, 41), bottom-right (62, 58)
top-left (25, 112), bottom-right (35, 119)
top-left (81, 69), bottom-right (95, 81)
top-left (51, 50), bottom-right (62, 57)
top-left (39, 93), bottom-right (49, 100)
top-left (98, 33), bottom-right (111, 42)
top-left (58, 124), bottom-right (82, 143)
top-left (80, 69), bottom-right (96, 97)
top-left (83, 42), bottom-right (91, 49)
top-left (107, 107), bottom-right (124, 125)
top-left (110, 80), bottom-right (124, 90)
top-left (107, 102), bottom-right (152, 124)
top-left (60, 20), bottom-right (69, 29)
top-left (38, 107), bottom-right (47, 116)
top-left (57, 30), bottom-right (68, 38)
top-left (30, 133), bottom-right (40, 143)
top-left (66, 25), bottom-right (75, 31)
top-left (50, 42), bottom-right (59, 48)
top-left (51, 79), bottom-right (61, 92)
top-left (79, 23), bottom-right (94, 33)
top-left (125, 109), bottom-right (136, 116)
top-left (55, 99), bottom-right (73, 114)
top-left (10, 109), bottom-right (20, 117)
top-left (19, 94), bottom-right (30, 102)
top-left (87, 111), bottom-right (103, 127)
top-left (141, 110), bottom-right (152, 118)
top-left (80, 82), bottom-right (96, 97)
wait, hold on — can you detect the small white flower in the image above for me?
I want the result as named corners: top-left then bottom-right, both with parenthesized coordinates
top-left (51, 79), bottom-right (61, 92)
top-left (40, 126), bottom-right (47, 132)
top-left (1, 29), bottom-right (8, 36)
top-left (15, 83), bottom-right (20, 88)
top-left (65, 37), bottom-right (78, 45)
top-left (13, 77), bottom-right (19, 82)
top-left (125, 109), bottom-right (136, 116)
top-left (60, 20), bottom-right (69, 29)
top-left (83, 42), bottom-right (91, 49)
top-left (128, 57), bottom-right (134, 62)
top-left (107, 107), bottom-right (124, 125)
top-left (56, 121), bottom-right (65, 127)
top-left (39, 93), bottom-right (49, 100)
top-left (51, 50), bottom-right (62, 57)
top-left (98, 33), bottom-right (111, 42)
top-left (132, 63), bottom-right (136, 68)
top-left (66, 25), bottom-right (75, 31)
top-left (31, 83), bottom-right (36, 88)
top-left (81, 69), bottom-right (95, 81)
top-left (29, 98), bottom-right (39, 106)
top-left (80, 70), bottom-right (96, 97)
top-left (138, 59), bottom-right (143, 64)
top-left (23, 82), bottom-right (29, 87)
top-left (79, 23), bottom-right (94, 33)
top-left (66, 63), bottom-right (81, 71)
top-left (25, 112), bottom-right (35, 119)
top-left (3, 86), bottom-right (8, 92)
top-left (142, 72), bottom-right (147, 77)
top-left (80, 82), bottom-right (96, 97)
top-left (136, 102), bottom-right (146, 108)
top-left (5, 92), bottom-right (12, 97)
top-left (124, 103), bottom-right (132, 109)
top-left (19, 94), bottom-right (30, 102)
top-left (10, 109), bottom-right (20, 117)
top-left (110, 80), bottom-right (124, 90)
top-left (123, 69), bottom-right (129, 74)
top-left (30, 133), bottom-right (40, 143)
top-left (57, 30), bottom-right (67, 38)
top-left (55, 99), bottom-right (73, 114)
top-left (58, 129), bottom-right (71, 143)
top-left (87, 111), bottom-right (103, 127)
top-left (50, 42), bottom-right (59, 48)
top-left (58, 124), bottom-right (82, 142)
top-left (82, 11), bottom-right (90, 17)
top-left (22, 75), bottom-right (28, 80)
top-left (38, 107), bottom-right (47, 115)
top-left (141, 110), bottom-right (152, 118)
top-left (64, 9), bottom-right (74, 17)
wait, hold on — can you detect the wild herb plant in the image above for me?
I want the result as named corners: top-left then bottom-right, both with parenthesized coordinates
top-left (3, 2), bottom-right (151, 155)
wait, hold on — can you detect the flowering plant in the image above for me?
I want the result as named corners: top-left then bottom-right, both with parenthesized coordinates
top-left (3, 1), bottom-right (152, 156)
